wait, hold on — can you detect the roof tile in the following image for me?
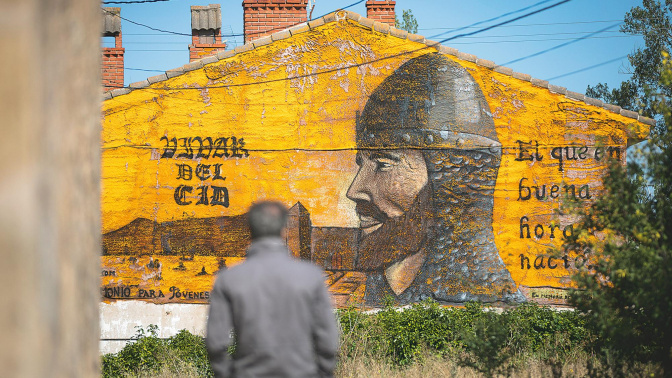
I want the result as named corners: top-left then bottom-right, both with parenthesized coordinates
top-left (603, 103), bottom-right (621, 114)
top-left (233, 44), bottom-right (254, 54)
top-left (166, 68), bottom-right (185, 79)
top-left (129, 80), bottom-right (149, 89)
top-left (359, 17), bottom-right (375, 29)
top-left (345, 10), bottom-right (361, 22)
top-left (147, 73), bottom-right (168, 84)
top-left (183, 60), bottom-right (204, 72)
top-left (620, 108), bottom-right (639, 119)
top-left (373, 21), bottom-right (390, 34)
top-left (548, 84), bottom-right (567, 95)
top-left (531, 78), bottom-right (549, 88)
top-left (110, 87), bottom-right (131, 97)
top-left (512, 72), bottom-right (531, 81)
top-left (200, 55), bottom-right (218, 65)
top-left (584, 97), bottom-right (603, 107)
top-left (216, 50), bottom-right (235, 60)
top-left (323, 12), bottom-right (337, 23)
top-left (438, 45), bottom-right (458, 56)
top-left (457, 52), bottom-right (477, 62)
top-left (476, 59), bottom-right (495, 69)
top-left (308, 18), bottom-right (325, 29)
top-left (389, 27), bottom-right (408, 39)
top-left (566, 91), bottom-right (585, 101)
top-left (288, 23), bottom-right (310, 36)
top-left (272, 30), bottom-right (291, 42)
top-left (252, 36), bottom-right (273, 48)
top-left (407, 33), bottom-right (424, 43)
top-left (638, 116), bottom-right (656, 126)
top-left (494, 66), bottom-right (513, 76)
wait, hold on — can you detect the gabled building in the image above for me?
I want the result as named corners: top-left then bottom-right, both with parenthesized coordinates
top-left (100, 1), bottom-right (652, 352)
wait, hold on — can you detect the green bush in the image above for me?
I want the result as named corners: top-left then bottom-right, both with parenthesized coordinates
top-left (337, 300), bottom-right (592, 371)
top-left (103, 302), bottom-right (592, 376)
top-left (102, 325), bottom-right (213, 378)
top-left (457, 311), bottom-right (513, 378)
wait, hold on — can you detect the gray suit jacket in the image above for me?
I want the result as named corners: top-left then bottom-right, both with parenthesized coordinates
top-left (206, 237), bottom-right (339, 378)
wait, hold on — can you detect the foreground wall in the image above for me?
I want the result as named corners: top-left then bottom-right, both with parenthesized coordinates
top-left (101, 11), bottom-right (650, 340)
top-left (1, 0), bottom-right (101, 375)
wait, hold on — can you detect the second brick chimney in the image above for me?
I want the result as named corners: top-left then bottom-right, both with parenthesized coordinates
top-left (243, 0), bottom-right (308, 44)
top-left (189, 4), bottom-right (227, 62)
top-left (366, 1), bottom-right (396, 26)
top-left (102, 7), bottom-right (124, 90)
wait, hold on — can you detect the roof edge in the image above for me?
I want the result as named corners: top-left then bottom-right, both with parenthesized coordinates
top-left (105, 10), bottom-right (655, 128)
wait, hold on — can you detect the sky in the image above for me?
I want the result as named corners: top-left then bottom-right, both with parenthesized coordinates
top-left (105, 0), bottom-right (645, 96)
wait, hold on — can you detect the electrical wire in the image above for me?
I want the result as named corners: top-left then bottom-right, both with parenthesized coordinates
top-left (502, 21), bottom-right (621, 66)
top-left (428, 0), bottom-right (557, 40)
top-left (110, 29), bottom-right (638, 44)
top-left (448, 34), bottom-right (639, 45)
top-left (109, 0), bottom-right (573, 92)
top-left (102, 7), bottom-right (190, 36)
top-left (103, 0), bottom-right (366, 39)
top-left (111, 34), bottom-right (640, 51)
top-left (419, 19), bottom-right (624, 30)
top-left (125, 67), bottom-right (166, 72)
top-left (114, 20), bottom-right (630, 37)
top-left (546, 55), bottom-right (629, 81)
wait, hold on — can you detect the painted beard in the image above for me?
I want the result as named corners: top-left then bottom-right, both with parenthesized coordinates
top-left (355, 185), bottom-right (434, 271)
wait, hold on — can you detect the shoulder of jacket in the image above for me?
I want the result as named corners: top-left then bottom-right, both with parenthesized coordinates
top-left (295, 260), bottom-right (328, 281)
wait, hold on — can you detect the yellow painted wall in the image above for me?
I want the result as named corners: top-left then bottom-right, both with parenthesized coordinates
top-left (101, 18), bottom-right (648, 307)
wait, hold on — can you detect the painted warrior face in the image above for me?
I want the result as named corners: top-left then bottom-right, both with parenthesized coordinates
top-left (347, 149), bottom-right (428, 236)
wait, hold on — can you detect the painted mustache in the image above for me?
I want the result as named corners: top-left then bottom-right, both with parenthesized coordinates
top-left (354, 201), bottom-right (388, 228)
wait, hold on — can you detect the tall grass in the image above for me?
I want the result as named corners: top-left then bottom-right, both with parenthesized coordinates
top-left (102, 301), bottom-right (660, 377)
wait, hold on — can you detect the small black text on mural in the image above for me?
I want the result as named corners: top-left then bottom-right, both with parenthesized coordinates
top-left (159, 135), bottom-right (250, 207)
top-left (101, 285), bottom-right (210, 301)
top-left (514, 139), bottom-right (622, 270)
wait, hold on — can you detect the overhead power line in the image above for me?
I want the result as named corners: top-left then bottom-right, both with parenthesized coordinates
top-left (502, 21), bottom-right (621, 66)
top-left (116, 34), bottom-right (640, 52)
top-left (125, 67), bottom-right (166, 72)
top-left (429, 0), bottom-right (558, 40)
top-left (102, 0), bottom-right (366, 39)
top-left (110, 29), bottom-right (638, 43)
top-left (449, 34), bottom-right (639, 45)
top-left (110, 0), bottom-right (573, 92)
top-left (102, 7), bottom-right (190, 36)
top-left (546, 55), bottom-right (629, 81)
top-left (419, 19), bottom-right (624, 30)
top-left (114, 20), bottom-right (629, 37)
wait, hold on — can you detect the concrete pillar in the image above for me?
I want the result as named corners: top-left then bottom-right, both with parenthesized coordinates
top-left (0, 0), bottom-right (101, 377)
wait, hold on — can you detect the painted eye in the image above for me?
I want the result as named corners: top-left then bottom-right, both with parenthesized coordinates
top-left (375, 160), bottom-right (393, 171)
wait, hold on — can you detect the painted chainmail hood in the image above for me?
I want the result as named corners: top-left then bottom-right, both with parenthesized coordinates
top-left (356, 53), bottom-right (525, 305)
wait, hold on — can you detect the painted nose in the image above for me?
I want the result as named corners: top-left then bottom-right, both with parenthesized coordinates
top-left (346, 166), bottom-right (372, 202)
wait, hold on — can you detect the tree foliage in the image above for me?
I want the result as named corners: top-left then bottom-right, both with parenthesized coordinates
top-left (566, 54), bottom-right (672, 376)
top-left (395, 9), bottom-right (418, 34)
top-left (585, 0), bottom-right (672, 133)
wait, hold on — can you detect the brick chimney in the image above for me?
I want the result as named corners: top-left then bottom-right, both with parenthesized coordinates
top-left (366, 1), bottom-right (396, 26)
top-left (102, 7), bottom-right (124, 90)
top-left (189, 4), bottom-right (227, 62)
top-left (243, 0), bottom-right (308, 44)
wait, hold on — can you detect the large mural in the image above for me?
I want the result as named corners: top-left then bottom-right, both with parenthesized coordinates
top-left (101, 12), bottom-right (650, 307)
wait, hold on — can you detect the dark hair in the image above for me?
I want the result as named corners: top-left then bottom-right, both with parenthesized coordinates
top-left (247, 201), bottom-right (288, 239)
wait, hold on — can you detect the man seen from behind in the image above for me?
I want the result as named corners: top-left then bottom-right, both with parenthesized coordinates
top-left (206, 201), bottom-right (339, 377)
